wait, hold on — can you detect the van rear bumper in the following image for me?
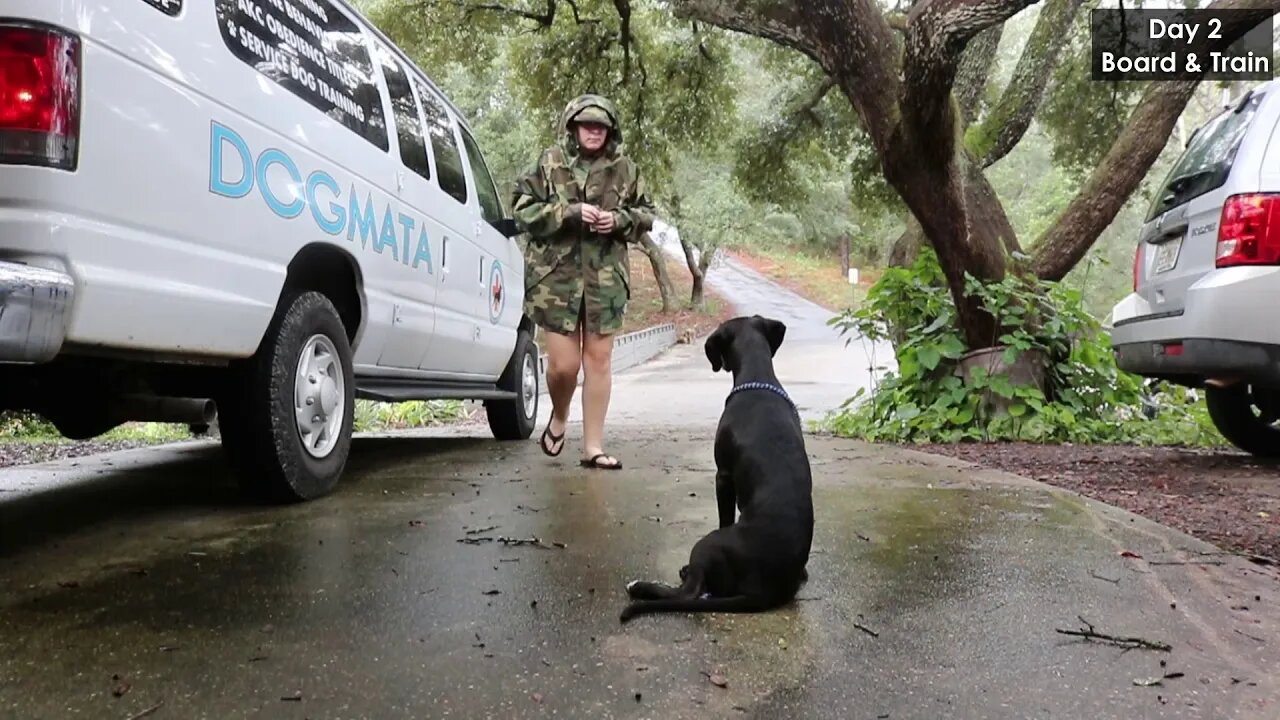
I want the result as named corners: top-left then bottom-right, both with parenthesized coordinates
top-left (0, 261), bottom-right (74, 363)
top-left (1113, 338), bottom-right (1280, 387)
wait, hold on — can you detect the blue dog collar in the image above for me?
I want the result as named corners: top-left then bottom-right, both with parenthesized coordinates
top-left (727, 381), bottom-right (800, 419)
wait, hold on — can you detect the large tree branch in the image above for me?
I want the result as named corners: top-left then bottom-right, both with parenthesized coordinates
top-left (612, 0), bottom-right (635, 82)
top-left (1031, 81), bottom-right (1198, 280)
top-left (460, 0), bottom-right (556, 25)
top-left (794, 76), bottom-right (838, 127)
top-left (667, 0), bottom-right (816, 56)
top-left (954, 24), bottom-right (1003, 123)
top-left (1032, 0), bottom-right (1280, 280)
top-left (671, 0), bottom-right (901, 150)
top-left (901, 0), bottom-right (1039, 156)
top-left (967, 0), bottom-right (1085, 167)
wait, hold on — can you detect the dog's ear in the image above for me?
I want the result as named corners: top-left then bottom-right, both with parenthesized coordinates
top-left (704, 325), bottom-right (730, 372)
top-left (753, 316), bottom-right (787, 357)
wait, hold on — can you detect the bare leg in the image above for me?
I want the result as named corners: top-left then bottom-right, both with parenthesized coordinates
top-left (580, 330), bottom-right (617, 466)
top-left (540, 327), bottom-right (582, 454)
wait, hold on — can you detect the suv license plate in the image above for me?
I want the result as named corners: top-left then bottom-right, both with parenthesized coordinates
top-left (1153, 238), bottom-right (1182, 274)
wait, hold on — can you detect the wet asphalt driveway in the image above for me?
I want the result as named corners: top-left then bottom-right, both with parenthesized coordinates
top-left (1, 258), bottom-right (1278, 719)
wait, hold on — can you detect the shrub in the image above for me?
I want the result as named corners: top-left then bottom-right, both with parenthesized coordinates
top-left (822, 248), bottom-right (1224, 447)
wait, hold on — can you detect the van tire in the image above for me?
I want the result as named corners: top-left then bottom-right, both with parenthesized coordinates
top-left (1205, 384), bottom-right (1280, 458)
top-left (220, 290), bottom-right (355, 502)
top-left (485, 328), bottom-right (539, 441)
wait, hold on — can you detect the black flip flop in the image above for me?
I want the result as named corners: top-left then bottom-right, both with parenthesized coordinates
top-left (540, 424), bottom-right (565, 457)
top-left (580, 453), bottom-right (622, 470)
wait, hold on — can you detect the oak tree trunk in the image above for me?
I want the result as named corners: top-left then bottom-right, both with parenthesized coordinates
top-left (680, 233), bottom-right (713, 309)
top-left (639, 231), bottom-right (677, 313)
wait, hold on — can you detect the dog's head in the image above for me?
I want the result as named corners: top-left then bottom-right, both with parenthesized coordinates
top-left (704, 315), bottom-right (787, 373)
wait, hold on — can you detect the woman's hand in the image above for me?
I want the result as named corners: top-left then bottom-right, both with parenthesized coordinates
top-left (591, 212), bottom-right (617, 234)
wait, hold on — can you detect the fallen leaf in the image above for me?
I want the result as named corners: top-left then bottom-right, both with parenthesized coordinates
top-left (532, 692), bottom-right (544, 703)
top-left (708, 674), bottom-right (728, 688)
top-left (112, 681), bottom-right (131, 697)
top-left (1259, 512), bottom-right (1271, 519)
top-left (1120, 550), bottom-right (1143, 559)
top-left (1133, 677), bottom-right (1163, 687)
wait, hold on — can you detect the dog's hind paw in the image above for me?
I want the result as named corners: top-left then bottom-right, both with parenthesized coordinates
top-left (626, 579), bottom-right (640, 592)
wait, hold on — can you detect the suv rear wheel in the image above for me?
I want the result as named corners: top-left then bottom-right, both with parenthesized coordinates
top-left (218, 290), bottom-right (355, 502)
top-left (1204, 384), bottom-right (1280, 458)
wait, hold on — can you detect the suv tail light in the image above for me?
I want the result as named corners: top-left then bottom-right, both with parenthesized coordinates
top-left (1132, 241), bottom-right (1144, 291)
top-left (1217, 193), bottom-right (1280, 267)
top-left (0, 23), bottom-right (80, 170)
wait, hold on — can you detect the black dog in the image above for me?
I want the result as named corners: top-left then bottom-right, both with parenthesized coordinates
top-left (620, 315), bottom-right (814, 622)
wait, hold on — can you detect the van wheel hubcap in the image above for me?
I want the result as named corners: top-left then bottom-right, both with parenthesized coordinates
top-left (295, 334), bottom-right (344, 458)
top-left (521, 351), bottom-right (537, 420)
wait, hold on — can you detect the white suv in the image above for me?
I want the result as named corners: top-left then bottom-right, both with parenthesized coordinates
top-left (0, 0), bottom-right (540, 500)
top-left (1111, 81), bottom-right (1280, 457)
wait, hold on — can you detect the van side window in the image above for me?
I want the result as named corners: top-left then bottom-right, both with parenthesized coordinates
top-left (375, 42), bottom-right (430, 181)
top-left (415, 79), bottom-right (469, 206)
top-left (461, 128), bottom-right (505, 226)
top-left (215, 0), bottom-right (389, 151)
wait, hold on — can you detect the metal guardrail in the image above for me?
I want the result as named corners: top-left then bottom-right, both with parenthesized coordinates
top-left (536, 323), bottom-right (677, 394)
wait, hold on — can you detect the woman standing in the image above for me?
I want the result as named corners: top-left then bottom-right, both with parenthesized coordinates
top-left (511, 94), bottom-right (655, 470)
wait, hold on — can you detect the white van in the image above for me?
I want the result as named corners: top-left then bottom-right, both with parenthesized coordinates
top-left (0, 0), bottom-right (540, 500)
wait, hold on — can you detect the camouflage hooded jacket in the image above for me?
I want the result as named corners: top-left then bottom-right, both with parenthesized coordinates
top-left (511, 95), bottom-right (656, 307)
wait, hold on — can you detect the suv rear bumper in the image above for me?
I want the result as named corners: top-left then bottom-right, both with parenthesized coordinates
top-left (0, 261), bottom-right (74, 363)
top-left (1113, 338), bottom-right (1280, 387)
top-left (1110, 265), bottom-right (1280, 385)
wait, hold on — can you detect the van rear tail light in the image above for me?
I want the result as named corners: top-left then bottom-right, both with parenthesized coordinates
top-left (0, 23), bottom-right (80, 170)
top-left (1217, 193), bottom-right (1280, 268)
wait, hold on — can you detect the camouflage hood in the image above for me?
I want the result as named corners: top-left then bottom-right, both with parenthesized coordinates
top-left (558, 94), bottom-right (624, 159)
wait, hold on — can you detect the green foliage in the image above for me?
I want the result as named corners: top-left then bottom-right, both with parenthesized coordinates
top-left (0, 410), bottom-right (58, 439)
top-left (821, 249), bottom-right (1222, 446)
top-left (0, 401), bottom-right (467, 444)
top-left (360, 0), bottom-right (736, 189)
top-left (661, 153), bottom-right (753, 261)
top-left (354, 400), bottom-right (467, 432)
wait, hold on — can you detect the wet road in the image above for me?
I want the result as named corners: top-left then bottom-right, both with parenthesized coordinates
top-left (1, 422), bottom-right (1277, 719)
top-left (1, 248), bottom-right (1278, 718)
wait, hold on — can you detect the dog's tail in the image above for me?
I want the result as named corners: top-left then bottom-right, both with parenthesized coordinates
top-left (619, 594), bottom-right (764, 622)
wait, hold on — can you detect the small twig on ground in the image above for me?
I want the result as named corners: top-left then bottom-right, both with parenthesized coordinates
top-left (126, 702), bottom-right (164, 720)
top-left (1244, 553), bottom-right (1277, 567)
top-left (1234, 628), bottom-right (1266, 644)
top-left (1090, 570), bottom-right (1121, 584)
top-left (1056, 616), bottom-right (1171, 652)
top-left (1148, 560), bottom-right (1225, 566)
top-left (852, 621), bottom-right (879, 638)
top-left (1134, 672), bottom-right (1185, 687)
top-left (466, 525), bottom-right (499, 535)
top-left (856, 533), bottom-right (872, 543)
top-left (456, 536), bottom-right (565, 549)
